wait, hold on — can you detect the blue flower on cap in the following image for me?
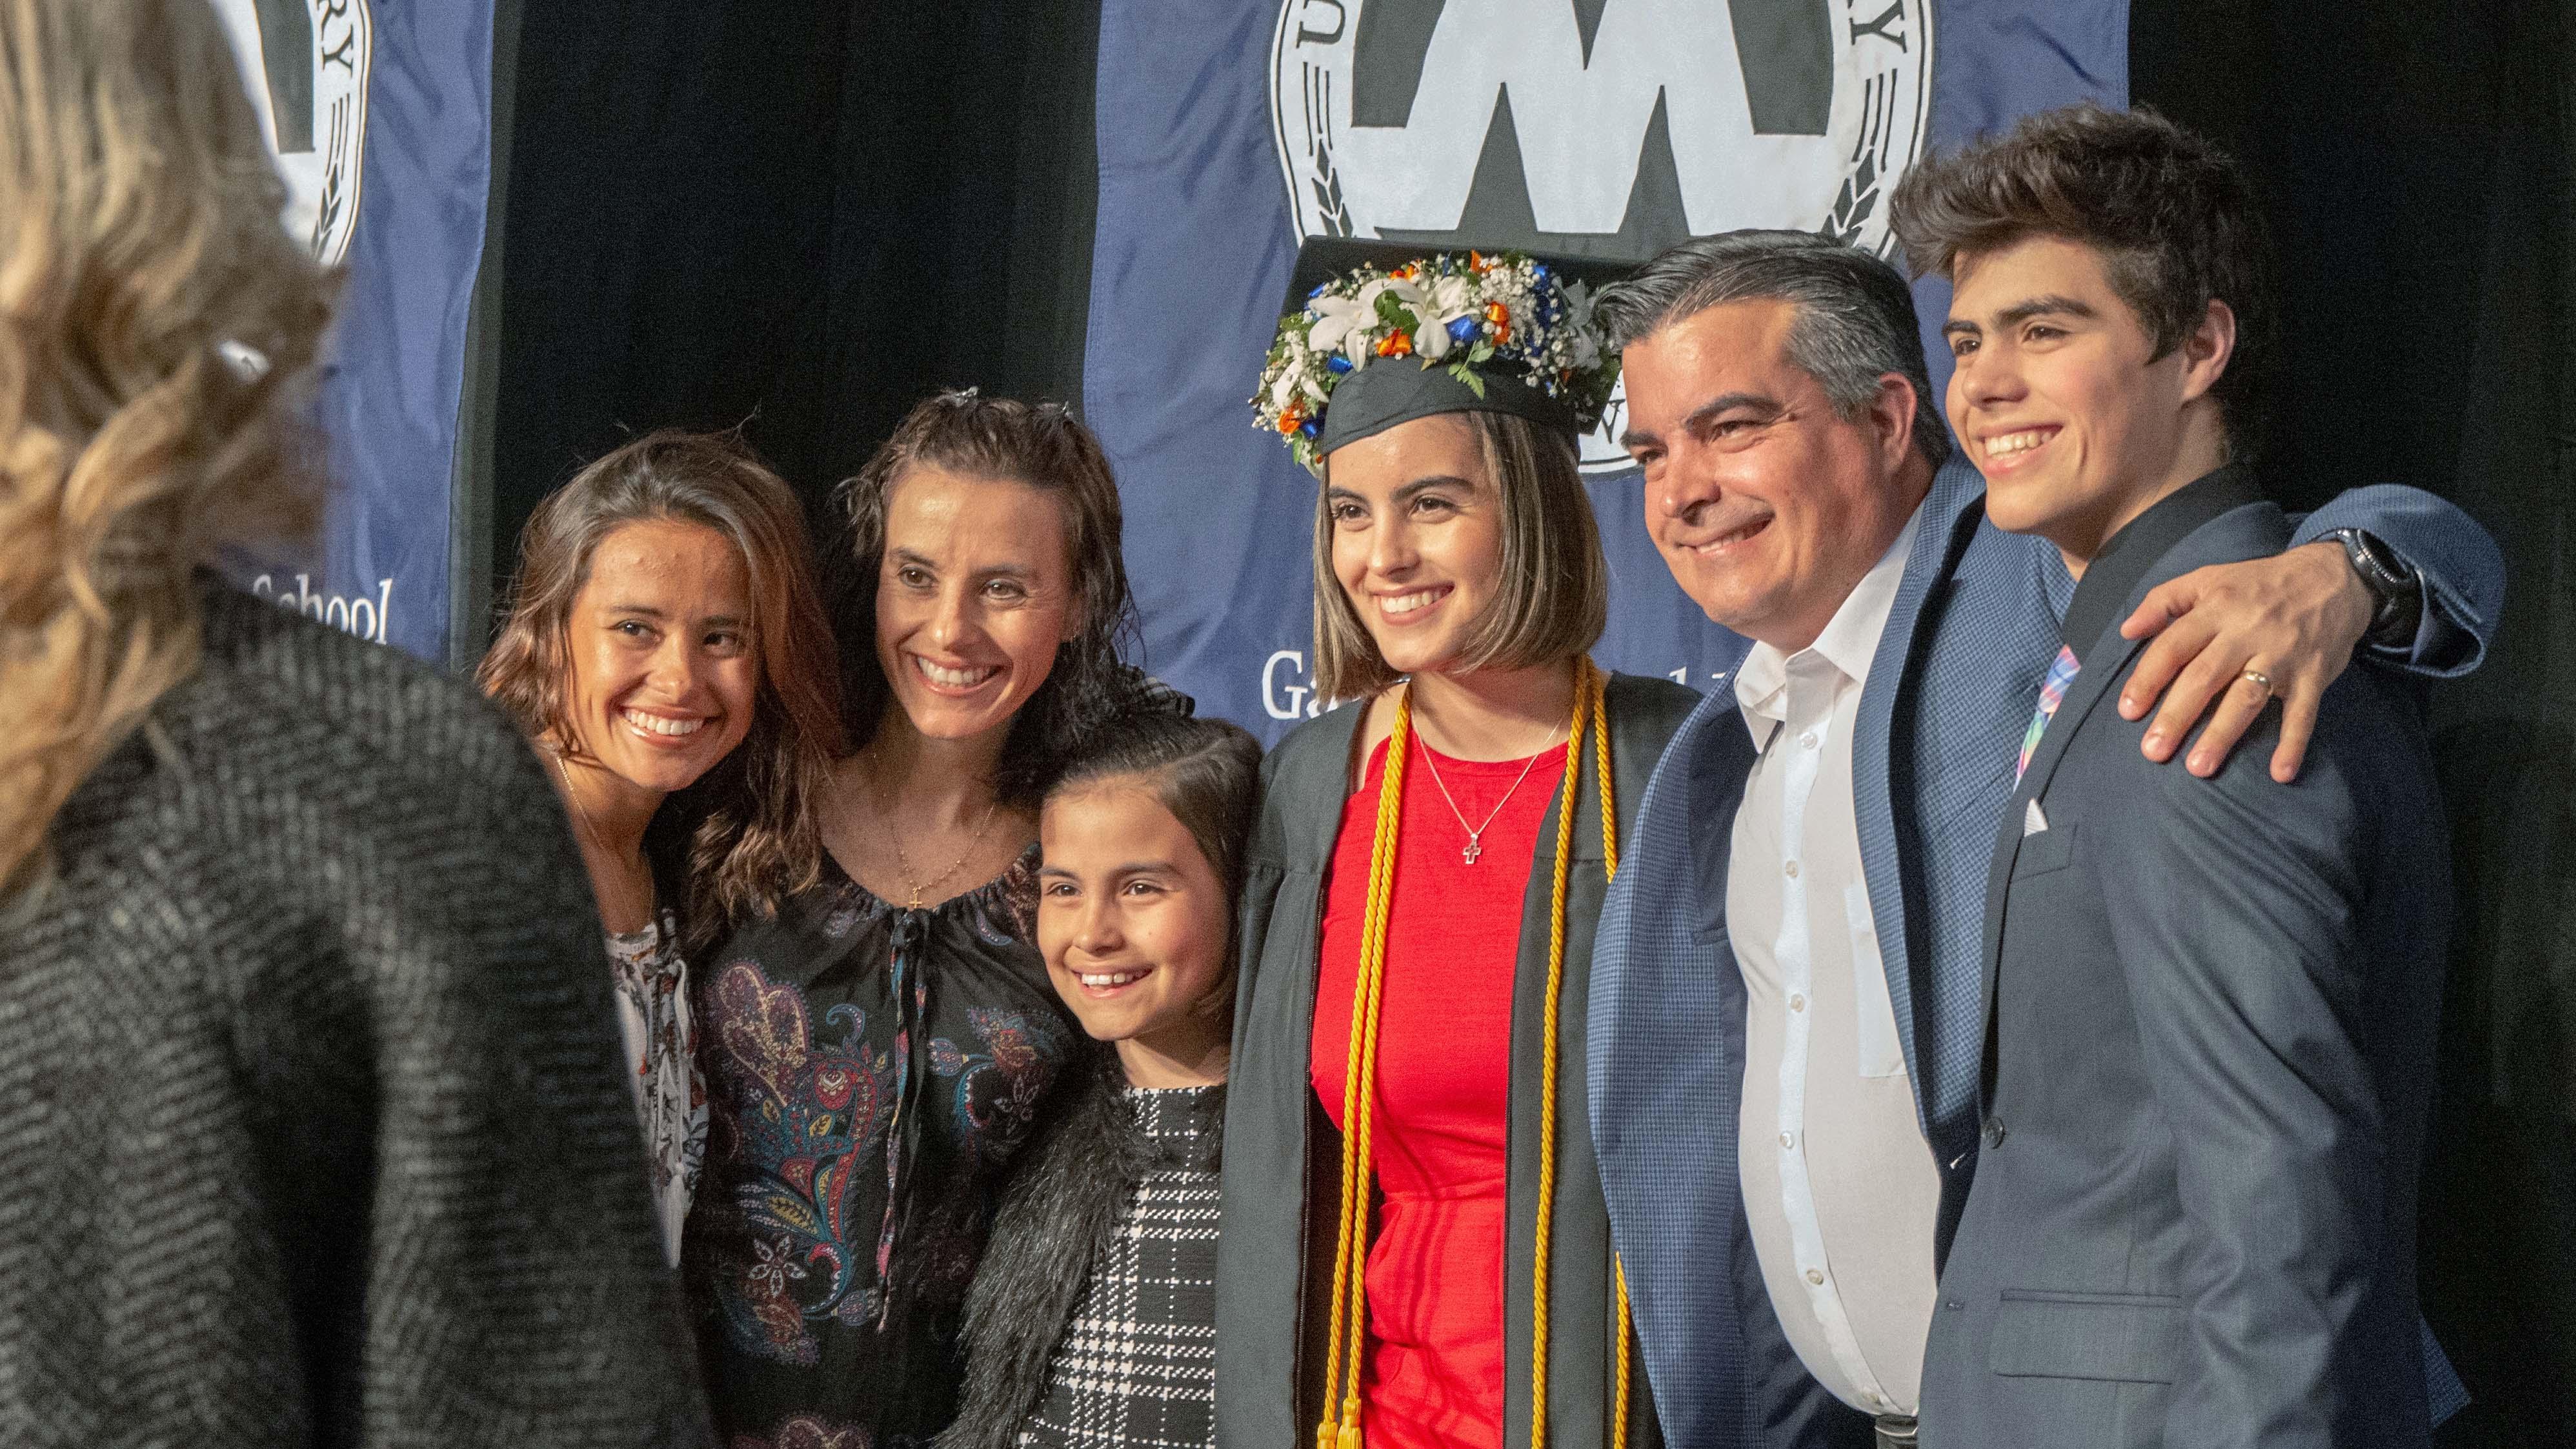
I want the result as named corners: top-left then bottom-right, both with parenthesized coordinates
top-left (1251, 249), bottom-right (1617, 475)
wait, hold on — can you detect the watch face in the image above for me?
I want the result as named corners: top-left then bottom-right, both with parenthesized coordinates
top-left (2340, 530), bottom-right (2422, 645)
top-left (2361, 537), bottom-right (2410, 584)
top-left (2335, 530), bottom-right (2394, 586)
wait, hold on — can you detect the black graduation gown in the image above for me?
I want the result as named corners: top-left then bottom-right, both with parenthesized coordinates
top-left (1216, 671), bottom-right (1697, 1449)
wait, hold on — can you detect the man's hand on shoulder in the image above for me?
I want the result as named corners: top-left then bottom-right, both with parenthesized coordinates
top-left (2114, 541), bottom-right (2373, 784)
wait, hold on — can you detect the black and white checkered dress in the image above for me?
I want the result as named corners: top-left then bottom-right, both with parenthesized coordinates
top-left (1013, 1083), bottom-right (1225, 1449)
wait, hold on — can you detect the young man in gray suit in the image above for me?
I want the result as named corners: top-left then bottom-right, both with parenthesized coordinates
top-left (1900, 106), bottom-right (2453, 1447)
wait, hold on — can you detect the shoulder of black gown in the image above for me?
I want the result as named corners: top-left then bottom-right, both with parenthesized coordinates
top-left (1602, 671), bottom-right (1702, 753)
top-left (1250, 694), bottom-right (1369, 874)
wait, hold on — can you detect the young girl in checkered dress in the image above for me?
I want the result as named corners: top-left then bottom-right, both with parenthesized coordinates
top-left (941, 713), bottom-right (1262, 1449)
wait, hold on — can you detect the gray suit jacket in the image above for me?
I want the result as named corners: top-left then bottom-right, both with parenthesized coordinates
top-left (1920, 502), bottom-right (2450, 1448)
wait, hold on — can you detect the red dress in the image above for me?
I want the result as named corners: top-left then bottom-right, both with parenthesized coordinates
top-left (1311, 732), bottom-right (1568, 1449)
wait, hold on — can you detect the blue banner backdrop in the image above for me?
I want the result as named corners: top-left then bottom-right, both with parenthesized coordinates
top-left (217, 0), bottom-right (497, 663)
top-left (1088, 0), bottom-right (2126, 741)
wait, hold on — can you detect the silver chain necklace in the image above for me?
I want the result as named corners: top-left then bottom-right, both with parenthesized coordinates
top-left (1409, 690), bottom-right (1565, 865)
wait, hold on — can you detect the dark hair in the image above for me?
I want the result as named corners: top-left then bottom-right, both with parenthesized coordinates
top-left (1593, 230), bottom-right (1951, 469)
top-left (1889, 103), bottom-right (2275, 455)
top-left (1042, 712), bottom-right (1263, 963)
top-left (478, 430), bottom-right (847, 950)
top-left (832, 390), bottom-right (1148, 806)
top-left (1312, 409), bottom-right (1608, 701)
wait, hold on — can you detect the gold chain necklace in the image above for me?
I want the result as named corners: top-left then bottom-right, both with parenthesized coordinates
top-left (1412, 712), bottom-right (1565, 865)
top-left (1314, 658), bottom-right (1636, 1449)
top-left (865, 755), bottom-right (1001, 912)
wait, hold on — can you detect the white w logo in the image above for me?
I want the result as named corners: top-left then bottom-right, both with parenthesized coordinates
top-left (1337, 0), bottom-right (1839, 235)
top-left (1274, 0), bottom-right (1927, 466)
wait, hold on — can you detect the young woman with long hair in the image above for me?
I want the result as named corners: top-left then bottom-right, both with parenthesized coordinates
top-left (1219, 246), bottom-right (1693, 1449)
top-left (681, 391), bottom-right (1180, 1449)
top-left (0, 1), bottom-right (708, 1441)
top-left (477, 429), bottom-right (846, 1261)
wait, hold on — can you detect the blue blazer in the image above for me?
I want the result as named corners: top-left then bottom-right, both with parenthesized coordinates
top-left (1921, 499), bottom-right (2448, 1448)
top-left (1585, 459), bottom-right (2499, 1448)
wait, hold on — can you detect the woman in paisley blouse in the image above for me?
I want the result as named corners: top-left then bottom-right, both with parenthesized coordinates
top-left (479, 430), bottom-right (845, 1264)
top-left (683, 392), bottom-right (1173, 1449)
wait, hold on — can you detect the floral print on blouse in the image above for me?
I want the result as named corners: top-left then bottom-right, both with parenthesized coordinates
top-left (606, 908), bottom-right (707, 1266)
top-left (683, 844), bottom-right (1079, 1449)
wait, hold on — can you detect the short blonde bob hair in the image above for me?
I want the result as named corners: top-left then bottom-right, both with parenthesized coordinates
top-left (1310, 410), bottom-right (1609, 703)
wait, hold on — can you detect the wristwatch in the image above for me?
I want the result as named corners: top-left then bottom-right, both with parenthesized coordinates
top-left (2324, 527), bottom-right (2425, 651)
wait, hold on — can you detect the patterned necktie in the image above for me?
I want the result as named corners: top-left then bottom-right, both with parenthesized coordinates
top-left (2017, 644), bottom-right (2081, 781)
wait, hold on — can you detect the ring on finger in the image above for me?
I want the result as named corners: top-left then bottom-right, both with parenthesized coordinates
top-left (2240, 666), bottom-right (2273, 694)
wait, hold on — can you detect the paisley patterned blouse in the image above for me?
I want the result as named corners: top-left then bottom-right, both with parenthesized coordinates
top-left (683, 844), bottom-right (1079, 1449)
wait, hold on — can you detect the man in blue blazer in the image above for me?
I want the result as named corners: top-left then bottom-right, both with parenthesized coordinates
top-left (1582, 226), bottom-right (2497, 1448)
top-left (1900, 106), bottom-right (2451, 1447)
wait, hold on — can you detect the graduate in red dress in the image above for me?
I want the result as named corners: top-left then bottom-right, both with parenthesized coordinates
top-left (1218, 242), bottom-right (1698, 1449)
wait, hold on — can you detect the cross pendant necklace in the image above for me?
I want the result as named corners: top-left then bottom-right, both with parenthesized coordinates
top-left (1412, 695), bottom-right (1559, 866)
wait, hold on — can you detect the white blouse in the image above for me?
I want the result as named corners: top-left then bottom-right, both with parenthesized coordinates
top-left (605, 911), bottom-right (707, 1265)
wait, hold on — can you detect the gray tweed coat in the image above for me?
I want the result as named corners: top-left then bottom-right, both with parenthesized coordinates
top-left (0, 581), bottom-right (712, 1448)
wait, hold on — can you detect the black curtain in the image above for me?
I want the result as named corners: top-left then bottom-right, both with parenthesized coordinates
top-left (481, 0), bottom-right (2575, 1435)
top-left (485, 0), bottom-right (1100, 577)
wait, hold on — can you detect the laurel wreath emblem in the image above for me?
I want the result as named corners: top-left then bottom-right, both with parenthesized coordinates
top-left (1309, 138), bottom-right (1354, 239)
top-left (312, 140), bottom-right (350, 259)
top-left (1816, 153), bottom-right (1882, 251)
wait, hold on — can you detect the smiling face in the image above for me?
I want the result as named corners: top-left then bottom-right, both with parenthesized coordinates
top-left (1942, 232), bottom-right (2235, 563)
top-left (875, 465), bottom-right (1080, 744)
top-left (1322, 412), bottom-right (1507, 680)
top-left (1038, 779), bottom-right (1233, 1074)
top-left (1618, 297), bottom-right (1926, 652)
top-left (561, 517), bottom-right (759, 799)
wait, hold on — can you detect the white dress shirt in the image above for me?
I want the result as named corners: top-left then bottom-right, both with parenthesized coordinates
top-left (1727, 506), bottom-right (1946, 1417)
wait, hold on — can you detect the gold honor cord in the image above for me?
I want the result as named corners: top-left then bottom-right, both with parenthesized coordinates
top-left (1317, 680), bottom-right (1413, 1449)
top-left (1315, 660), bottom-right (1636, 1449)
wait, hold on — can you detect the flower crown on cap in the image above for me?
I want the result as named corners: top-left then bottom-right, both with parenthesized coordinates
top-left (1251, 250), bottom-right (1620, 474)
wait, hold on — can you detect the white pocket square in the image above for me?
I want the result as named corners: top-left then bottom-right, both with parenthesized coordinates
top-left (2024, 799), bottom-right (2049, 837)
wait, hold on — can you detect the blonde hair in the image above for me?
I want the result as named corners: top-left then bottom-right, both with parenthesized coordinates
top-left (0, 0), bottom-right (337, 894)
top-left (1311, 410), bottom-right (1609, 702)
top-left (478, 430), bottom-right (847, 951)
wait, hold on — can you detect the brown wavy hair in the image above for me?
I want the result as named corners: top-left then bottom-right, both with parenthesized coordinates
top-left (0, 0), bottom-right (338, 895)
top-left (478, 430), bottom-right (847, 949)
top-left (831, 390), bottom-right (1148, 807)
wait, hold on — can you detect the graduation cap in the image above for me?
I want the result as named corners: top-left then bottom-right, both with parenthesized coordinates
top-left (1255, 237), bottom-right (1631, 472)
